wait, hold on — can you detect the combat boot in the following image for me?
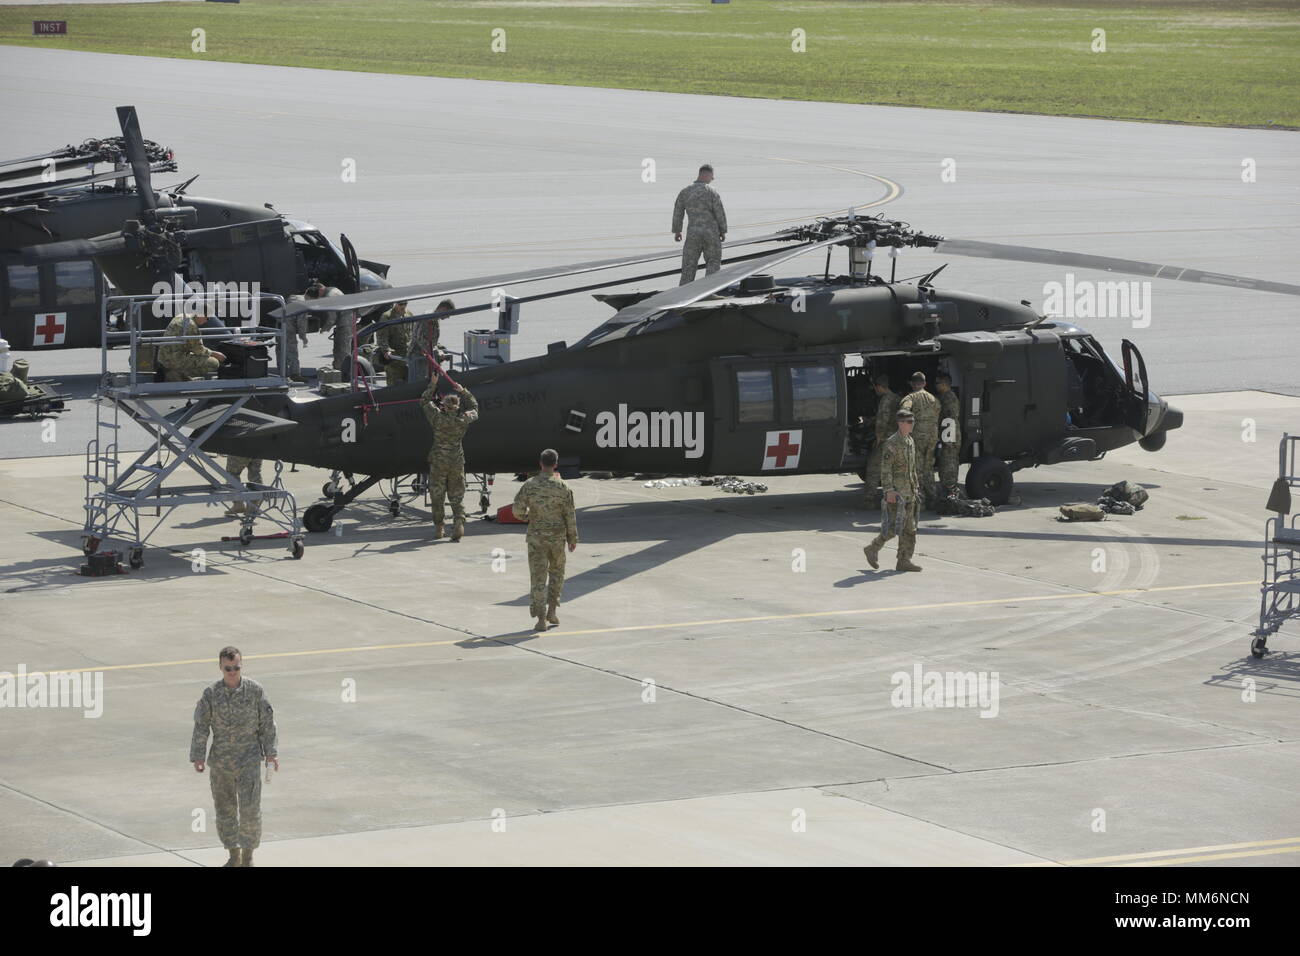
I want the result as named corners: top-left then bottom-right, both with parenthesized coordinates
top-left (433, 523), bottom-right (445, 540)
top-left (222, 848), bottom-right (241, 867)
top-left (451, 518), bottom-right (465, 542)
top-left (863, 543), bottom-right (880, 570)
top-left (225, 501), bottom-right (246, 517)
top-left (546, 603), bottom-right (559, 626)
top-left (534, 616), bottom-right (548, 632)
top-left (241, 848), bottom-right (255, 867)
top-left (896, 558), bottom-right (923, 572)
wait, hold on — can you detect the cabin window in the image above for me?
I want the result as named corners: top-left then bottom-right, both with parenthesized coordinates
top-left (790, 365), bottom-right (837, 421)
top-left (735, 368), bottom-right (774, 423)
top-left (54, 261), bottom-right (97, 306)
top-left (7, 265), bottom-right (40, 310)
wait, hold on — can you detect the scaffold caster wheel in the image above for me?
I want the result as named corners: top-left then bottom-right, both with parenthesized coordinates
top-left (1250, 636), bottom-right (1268, 659)
top-left (304, 504), bottom-right (334, 533)
top-left (128, 547), bottom-right (144, 570)
top-left (82, 535), bottom-right (100, 556)
top-left (479, 494), bottom-right (490, 512)
top-left (239, 529), bottom-right (253, 547)
top-left (291, 538), bottom-right (305, 560)
top-left (389, 499), bottom-right (401, 517)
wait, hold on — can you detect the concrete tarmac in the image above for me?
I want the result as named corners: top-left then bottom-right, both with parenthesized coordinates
top-left (0, 47), bottom-right (1298, 866)
top-left (0, 389), bottom-right (1296, 866)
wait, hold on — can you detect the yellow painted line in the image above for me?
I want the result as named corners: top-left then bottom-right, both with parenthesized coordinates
top-left (1119, 845), bottom-right (1300, 866)
top-left (7, 579), bottom-right (1256, 678)
top-left (1040, 835), bottom-right (1300, 866)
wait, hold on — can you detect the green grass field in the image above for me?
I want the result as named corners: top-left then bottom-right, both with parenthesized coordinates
top-left (3, 0), bottom-right (1297, 127)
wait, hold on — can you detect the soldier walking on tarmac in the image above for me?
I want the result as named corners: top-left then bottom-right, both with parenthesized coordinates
top-left (863, 410), bottom-right (924, 573)
top-left (512, 448), bottom-right (579, 632)
top-left (190, 647), bottom-right (278, 867)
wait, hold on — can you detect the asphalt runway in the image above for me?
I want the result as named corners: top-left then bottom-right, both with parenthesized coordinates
top-left (1, 48), bottom-right (1298, 867)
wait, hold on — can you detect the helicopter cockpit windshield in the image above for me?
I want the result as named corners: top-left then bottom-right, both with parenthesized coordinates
top-left (288, 225), bottom-right (349, 290)
top-left (1061, 333), bottom-right (1134, 429)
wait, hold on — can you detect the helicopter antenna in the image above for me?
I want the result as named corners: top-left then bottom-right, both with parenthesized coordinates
top-left (169, 174), bottom-right (199, 196)
top-left (918, 263), bottom-right (948, 287)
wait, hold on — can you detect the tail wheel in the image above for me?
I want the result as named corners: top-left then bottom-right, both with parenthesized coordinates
top-left (965, 456), bottom-right (1013, 505)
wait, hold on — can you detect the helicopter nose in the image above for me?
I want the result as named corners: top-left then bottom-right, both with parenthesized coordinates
top-left (1160, 404), bottom-right (1184, 432)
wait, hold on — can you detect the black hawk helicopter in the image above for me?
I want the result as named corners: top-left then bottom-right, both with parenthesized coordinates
top-left (196, 213), bottom-right (1300, 532)
top-left (0, 106), bottom-right (390, 349)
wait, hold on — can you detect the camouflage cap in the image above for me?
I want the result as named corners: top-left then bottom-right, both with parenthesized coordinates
top-left (896, 409), bottom-right (915, 422)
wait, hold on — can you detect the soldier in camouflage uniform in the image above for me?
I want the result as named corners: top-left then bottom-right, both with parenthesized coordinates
top-left (158, 312), bottom-right (225, 382)
top-left (189, 647), bottom-right (278, 868)
top-left (421, 378), bottom-right (478, 540)
top-left (512, 448), bottom-right (579, 631)
top-left (408, 298), bottom-right (453, 383)
top-left (224, 456), bottom-right (264, 517)
top-left (279, 291), bottom-right (312, 383)
top-left (374, 300), bottom-right (411, 386)
top-left (672, 164), bottom-right (728, 285)
top-left (863, 410), bottom-right (923, 573)
top-left (935, 372), bottom-right (962, 495)
top-left (899, 371), bottom-right (941, 510)
top-left (863, 373), bottom-right (900, 508)
top-left (323, 286), bottom-right (356, 375)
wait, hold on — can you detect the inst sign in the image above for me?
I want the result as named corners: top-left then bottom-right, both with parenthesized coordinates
top-left (34, 20), bottom-right (67, 36)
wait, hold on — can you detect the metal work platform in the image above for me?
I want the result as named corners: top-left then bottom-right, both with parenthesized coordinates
top-left (1252, 433), bottom-right (1300, 657)
top-left (81, 293), bottom-right (305, 568)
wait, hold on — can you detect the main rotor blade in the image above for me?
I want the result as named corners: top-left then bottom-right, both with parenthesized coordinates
top-left (933, 238), bottom-right (1300, 298)
top-left (0, 145), bottom-right (80, 168)
top-left (275, 230), bottom-right (792, 318)
top-left (0, 234), bottom-right (128, 265)
top-left (605, 234), bottom-right (848, 327)
top-left (116, 105), bottom-right (157, 216)
top-left (0, 160), bottom-right (175, 203)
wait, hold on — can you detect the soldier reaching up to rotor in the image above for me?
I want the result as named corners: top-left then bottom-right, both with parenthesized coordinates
top-left (421, 375), bottom-right (479, 541)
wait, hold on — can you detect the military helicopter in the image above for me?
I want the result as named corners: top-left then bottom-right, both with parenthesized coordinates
top-left (195, 212), bottom-right (1299, 532)
top-left (0, 106), bottom-right (390, 349)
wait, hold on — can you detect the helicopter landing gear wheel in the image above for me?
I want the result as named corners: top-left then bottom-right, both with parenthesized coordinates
top-left (291, 538), bottom-right (305, 560)
top-left (389, 499), bottom-right (401, 517)
top-left (304, 504), bottom-right (335, 533)
top-left (322, 481), bottom-right (337, 499)
top-left (128, 547), bottom-right (144, 570)
top-left (1251, 636), bottom-right (1268, 659)
top-left (1139, 430), bottom-right (1168, 452)
top-left (965, 456), bottom-right (1013, 506)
